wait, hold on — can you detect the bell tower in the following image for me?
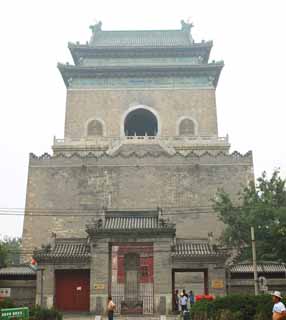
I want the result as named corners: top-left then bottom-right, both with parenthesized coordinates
top-left (54, 20), bottom-right (229, 155)
top-left (22, 21), bottom-right (253, 314)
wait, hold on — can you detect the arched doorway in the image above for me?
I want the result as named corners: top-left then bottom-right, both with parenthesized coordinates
top-left (124, 108), bottom-right (158, 136)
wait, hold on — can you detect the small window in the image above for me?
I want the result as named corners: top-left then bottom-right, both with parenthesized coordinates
top-left (179, 118), bottom-right (195, 136)
top-left (87, 120), bottom-right (103, 136)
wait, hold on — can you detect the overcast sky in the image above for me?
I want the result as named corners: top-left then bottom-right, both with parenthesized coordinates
top-left (0, 0), bottom-right (285, 238)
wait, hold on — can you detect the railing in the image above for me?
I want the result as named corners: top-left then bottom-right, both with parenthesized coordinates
top-left (53, 134), bottom-right (229, 146)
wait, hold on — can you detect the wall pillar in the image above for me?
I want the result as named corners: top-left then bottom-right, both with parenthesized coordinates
top-left (90, 240), bottom-right (109, 314)
top-left (208, 263), bottom-right (227, 297)
top-left (36, 265), bottom-right (54, 308)
top-left (154, 239), bottom-right (173, 315)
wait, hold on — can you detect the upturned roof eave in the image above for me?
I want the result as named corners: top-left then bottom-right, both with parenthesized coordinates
top-left (68, 40), bottom-right (213, 50)
top-left (57, 62), bottom-right (224, 88)
top-left (57, 63), bottom-right (69, 87)
top-left (86, 228), bottom-right (176, 237)
top-left (68, 41), bottom-right (213, 63)
top-left (33, 254), bottom-right (91, 263)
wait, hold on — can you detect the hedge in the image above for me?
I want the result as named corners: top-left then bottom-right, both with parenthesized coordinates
top-left (29, 306), bottom-right (62, 320)
top-left (0, 299), bottom-right (62, 320)
top-left (190, 294), bottom-right (273, 320)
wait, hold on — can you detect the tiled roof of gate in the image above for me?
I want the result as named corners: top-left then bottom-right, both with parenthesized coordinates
top-left (104, 215), bottom-right (158, 230)
top-left (86, 210), bottom-right (176, 234)
top-left (173, 240), bottom-right (225, 257)
top-left (34, 238), bottom-right (90, 260)
top-left (230, 263), bottom-right (286, 273)
top-left (90, 30), bottom-right (193, 48)
top-left (0, 265), bottom-right (36, 276)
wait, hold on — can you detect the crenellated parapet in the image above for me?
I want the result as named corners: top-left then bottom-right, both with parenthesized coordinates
top-left (29, 150), bottom-right (253, 167)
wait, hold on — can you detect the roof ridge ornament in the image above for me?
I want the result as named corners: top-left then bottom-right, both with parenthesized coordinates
top-left (89, 21), bottom-right (102, 43)
top-left (181, 19), bottom-right (194, 43)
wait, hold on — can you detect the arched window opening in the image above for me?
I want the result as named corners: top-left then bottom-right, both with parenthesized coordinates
top-left (179, 118), bottom-right (195, 136)
top-left (124, 108), bottom-right (158, 136)
top-left (87, 120), bottom-right (103, 136)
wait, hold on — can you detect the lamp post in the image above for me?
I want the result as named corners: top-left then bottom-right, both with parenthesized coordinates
top-left (251, 226), bottom-right (259, 295)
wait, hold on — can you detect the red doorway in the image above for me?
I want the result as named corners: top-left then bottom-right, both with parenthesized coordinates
top-left (55, 270), bottom-right (90, 312)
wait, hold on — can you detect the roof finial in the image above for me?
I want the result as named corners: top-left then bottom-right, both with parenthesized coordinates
top-left (90, 20), bottom-right (102, 33)
top-left (181, 19), bottom-right (193, 32)
top-left (89, 20), bottom-right (102, 43)
top-left (181, 19), bottom-right (194, 43)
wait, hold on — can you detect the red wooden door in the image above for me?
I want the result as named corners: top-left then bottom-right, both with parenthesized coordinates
top-left (55, 270), bottom-right (90, 312)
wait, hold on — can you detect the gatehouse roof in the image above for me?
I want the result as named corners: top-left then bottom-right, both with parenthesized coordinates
top-left (230, 262), bottom-right (286, 274)
top-left (86, 209), bottom-right (176, 236)
top-left (34, 238), bottom-right (90, 262)
top-left (173, 239), bottom-right (227, 258)
top-left (0, 265), bottom-right (36, 276)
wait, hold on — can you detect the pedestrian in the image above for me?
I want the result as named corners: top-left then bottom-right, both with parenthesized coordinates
top-left (180, 290), bottom-right (188, 312)
top-left (189, 290), bottom-right (195, 306)
top-left (107, 296), bottom-right (116, 320)
top-left (174, 289), bottom-right (180, 312)
top-left (272, 291), bottom-right (286, 320)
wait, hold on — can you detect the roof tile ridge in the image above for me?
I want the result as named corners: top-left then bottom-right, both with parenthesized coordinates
top-left (99, 29), bottom-right (184, 33)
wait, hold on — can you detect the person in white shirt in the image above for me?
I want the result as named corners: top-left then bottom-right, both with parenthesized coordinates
top-left (272, 291), bottom-right (286, 320)
top-left (180, 290), bottom-right (188, 312)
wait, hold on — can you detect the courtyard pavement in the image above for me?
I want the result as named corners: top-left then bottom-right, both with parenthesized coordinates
top-left (63, 314), bottom-right (180, 320)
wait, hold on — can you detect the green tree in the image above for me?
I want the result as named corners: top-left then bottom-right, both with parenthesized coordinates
top-left (0, 242), bottom-right (8, 267)
top-left (0, 237), bottom-right (22, 266)
top-left (213, 170), bottom-right (286, 261)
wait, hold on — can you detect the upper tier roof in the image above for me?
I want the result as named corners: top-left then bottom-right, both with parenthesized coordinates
top-left (90, 30), bottom-right (193, 48)
top-left (89, 20), bottom-right (194, 48)
top-left (68, 21), bottom-right (213, 64)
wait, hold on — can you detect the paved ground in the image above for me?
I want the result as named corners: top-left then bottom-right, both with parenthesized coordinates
top-left (63, 314), bottom-right (180, 320)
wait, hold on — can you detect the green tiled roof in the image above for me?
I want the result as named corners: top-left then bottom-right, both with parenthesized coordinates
top-left (86, 210), bottom-right (176, 236)
top-left (90, 30), bottom-right (193, 48)
top-left (0, 265), bottom-right (36, 276)
top-left (34, 238), bottom-right (90, 261)
top-left (230, 262), bottom-right (286, 273)
top-left (104, 214), bottom-right (159, 230)
top-left (173, 240), bottom-right (226, 257)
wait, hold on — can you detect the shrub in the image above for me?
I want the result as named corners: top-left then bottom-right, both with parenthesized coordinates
top-left (0, 298), bottom-right (15, 308)
top-left (215, 309), bottom-right (243, 320)
top-left (191, 294), bottom-right (273, 320)
top-left (29, 306), bottom-right (63, 320)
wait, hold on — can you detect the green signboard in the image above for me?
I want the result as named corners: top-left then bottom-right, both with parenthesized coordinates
top-left (0, 307), bottom-right (29, 320)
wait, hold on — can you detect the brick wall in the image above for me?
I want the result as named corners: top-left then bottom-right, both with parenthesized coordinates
top-left (64, 88), bottom-right (218, 138)
top-left (22, 153), bottom-right (253, 259)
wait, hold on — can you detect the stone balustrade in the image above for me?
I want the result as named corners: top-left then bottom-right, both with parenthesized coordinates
top-left (53, 134), bottom-right (229, 146)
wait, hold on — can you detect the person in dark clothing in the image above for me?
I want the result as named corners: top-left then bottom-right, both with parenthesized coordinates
top-left (189, 290), bottom-right (195, 306)
top-left (174, 289), bottom-right (179, 312)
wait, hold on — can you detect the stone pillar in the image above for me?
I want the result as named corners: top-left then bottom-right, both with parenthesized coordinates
top-left (90, 240), bottom-right (109, 314)
top-left (154, 239), bottom-right (173, 315)
top-left (36, 265), bottom-right (54, 308)
top-left (208, 263), bottom-right (226, 297)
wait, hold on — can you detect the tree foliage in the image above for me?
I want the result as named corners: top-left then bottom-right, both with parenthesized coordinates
top-left (213, 170), bottom-right (286, 261)
top-left (0, 236), bottom-right (22, 267)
